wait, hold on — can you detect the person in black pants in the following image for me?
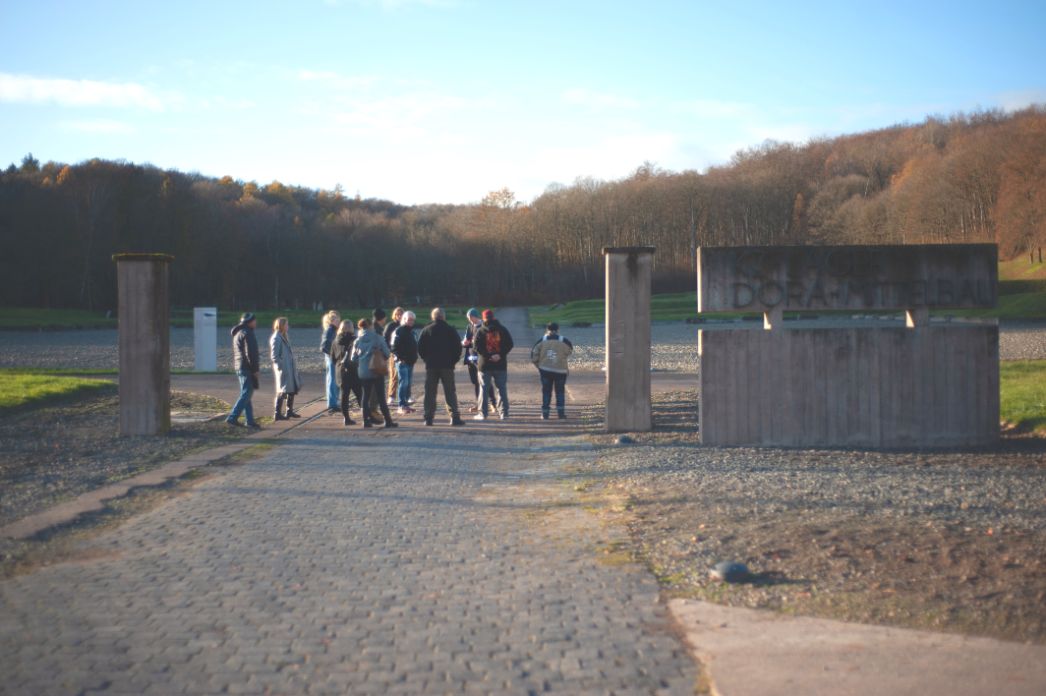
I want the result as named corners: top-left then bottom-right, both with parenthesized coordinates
top-left (417, 307), bottom-right (466, 426)
top-left (330, 320), bottom-right (362, 425)
top-left (350, 318), bottom-right (398, 429)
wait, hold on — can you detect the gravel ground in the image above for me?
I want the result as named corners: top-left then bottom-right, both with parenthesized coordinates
top-left (0, 390), bottom-right (250, 532)
top-left (1, 321), bottom-right (1043, 372)
top-left (0, 327), bottom-right (327, 373)
top-left (585, 391), bottom-right (1046, 643)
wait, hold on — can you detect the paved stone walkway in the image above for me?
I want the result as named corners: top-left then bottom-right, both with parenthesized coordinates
top-left (0, 407), bottom-right (698, 694)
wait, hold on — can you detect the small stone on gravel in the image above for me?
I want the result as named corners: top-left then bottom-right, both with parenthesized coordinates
top-left (711, 561), bottom-right (751, 583)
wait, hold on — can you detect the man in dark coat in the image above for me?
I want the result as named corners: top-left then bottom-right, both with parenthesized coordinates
top-left (474, 309), bottom-right (514, 420)
top-left (416, 307), bottom-right (465, 426)
top-left (226, 312), bottom-right (261, 428)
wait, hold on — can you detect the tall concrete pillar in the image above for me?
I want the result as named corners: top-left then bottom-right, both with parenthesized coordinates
top-left (113, 253), bottom-right (174, 436)
top-left (604, 247), bottom-right (655, 432)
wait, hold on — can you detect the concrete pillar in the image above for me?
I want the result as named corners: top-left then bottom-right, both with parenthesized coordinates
top-left (604, 247), bottom-right (655, 432)
top-left (113, 253), bottom-right (173, 436)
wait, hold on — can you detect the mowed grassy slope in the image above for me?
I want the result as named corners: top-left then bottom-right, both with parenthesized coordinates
top-left (1000, 360), bottom-right (1046, 434)
top-left (0, 306), bottom-right (474, 331)
top-left (0, 370), bottom-right (115, 411)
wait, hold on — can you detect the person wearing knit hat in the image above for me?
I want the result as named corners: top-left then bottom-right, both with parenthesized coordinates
top-left (226, 312), bottom-right (261, 428)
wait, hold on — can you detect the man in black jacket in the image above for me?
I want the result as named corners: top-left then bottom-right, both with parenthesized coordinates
top-left (416, 307), bottom-right (465, 426)
top-left (226, 312), bottom-right (261, 428)
top-left (474, 309), bottom-right (514, 420)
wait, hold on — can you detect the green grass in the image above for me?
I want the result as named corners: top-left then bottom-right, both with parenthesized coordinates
top-left (0, 305), bottom-right (477, 331)
top-left (0, 371), bottom-right (115, 411)
top-left (532, 283), bottom-right (1046, 327)
top-left (999, 257), bottom-right (1046, 281)
top-left (530, 292), bottom-right (709, 326)
top-left (0, 308), bottom-right (118, 329)
top-left (999, 360), bottom-right (1046, 434)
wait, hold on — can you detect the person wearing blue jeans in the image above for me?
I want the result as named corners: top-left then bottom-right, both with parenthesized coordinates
top-left (226, 312), bottom-right (261, 428)
top-left (539, 370), bottom-right (568, 418)
top-left (530, 322), bottom-right (573, 420)
top-left (320, 310), bottom-right (341, 413)
top-left (391, 311), bottom-right (419, 413)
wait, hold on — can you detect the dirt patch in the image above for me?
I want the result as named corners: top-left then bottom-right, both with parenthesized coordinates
top-left (588, 390), bottom-right (1046, 644)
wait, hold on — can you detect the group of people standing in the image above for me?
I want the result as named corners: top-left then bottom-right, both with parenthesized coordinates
top-left (224, 306), bottom-right (574, 429)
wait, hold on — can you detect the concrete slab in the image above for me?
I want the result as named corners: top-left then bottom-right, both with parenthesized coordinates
top-left (670, 599), bottom-right (1046, 696)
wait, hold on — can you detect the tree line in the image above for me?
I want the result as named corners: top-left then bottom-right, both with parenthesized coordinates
top-left (1, 106), bottom-right (1043, 311)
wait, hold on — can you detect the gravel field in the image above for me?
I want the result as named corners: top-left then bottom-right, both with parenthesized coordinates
top-left (0, 391), bottom-right (249, 531)
top-left (587, 391), bottom-right (1046, 642)
top-left (0, 321), bottom-right (1043, 373)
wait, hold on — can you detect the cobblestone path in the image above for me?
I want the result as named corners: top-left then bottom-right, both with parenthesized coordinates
top-left (1, 409), bottom-right (698, 694)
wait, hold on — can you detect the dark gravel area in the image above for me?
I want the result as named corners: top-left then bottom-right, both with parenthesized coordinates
top-left (1, 321), bottom-right (1043, 373)
top-left (0, 390), bottom-right (249, 532)
top-left (0, 327), bottom-right (327, 373)
top-left (585, 391), bottom-right (1046, 643)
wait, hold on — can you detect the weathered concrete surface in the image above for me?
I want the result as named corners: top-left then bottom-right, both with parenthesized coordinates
top-left (671, 599), bottom-right (1046, 696)
top-left (605, 247), bottom-right (654, 432)
top-left (114, 254), bottom-right (173, 436)
top-left (699, 324), bottom-right (1000, 448)
top-left (698, 244), bottom-right (998, 313)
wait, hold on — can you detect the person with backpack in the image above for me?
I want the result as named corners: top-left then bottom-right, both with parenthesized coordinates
top-left (320, 310), bottom-right (341, 415)
top-left (473, 309), bottom-right (514, 420)
top-left (390, 310), bottom-right (419, 414)
top-left (350, 318), bottom-right (398, 429)
top-left (368, 308), bottom-right (388, 424)
top-left (330, 320), bottom-right (362, 426)
top-left (530, 322), bottom-right (574, 420)
top-left (417, 307), bottom-right (466, 426)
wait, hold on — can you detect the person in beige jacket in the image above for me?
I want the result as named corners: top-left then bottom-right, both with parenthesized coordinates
top-left (530, 322), bottom-right (574, 420)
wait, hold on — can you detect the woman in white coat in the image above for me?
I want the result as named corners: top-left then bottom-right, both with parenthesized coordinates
top-left (270, 317), bottom-right (302, 420)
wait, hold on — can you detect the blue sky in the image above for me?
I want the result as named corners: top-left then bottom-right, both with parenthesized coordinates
top-left (1, 0), bottom-right (1044, 205)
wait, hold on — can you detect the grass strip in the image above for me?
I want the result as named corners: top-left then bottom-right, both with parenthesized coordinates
top-left (0, 372), bottom-right (115, 411)
top-left (1000, 360), bottom-right (1046, 434)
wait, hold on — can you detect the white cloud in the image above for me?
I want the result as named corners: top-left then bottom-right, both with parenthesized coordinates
top-left (677, 99), bottom-right (752, 119)
top-left (562, 88), bottom-right (640, 111)
top-left (59, 119), bottom-right (137, 134)
top-left (0, 73), bottom-right (167, 111)
top-left (995, 89), bottom-right (1046, 111)
top-left (297, 70), bottom-right (378, 90)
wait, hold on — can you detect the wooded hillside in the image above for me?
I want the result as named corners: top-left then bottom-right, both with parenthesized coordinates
top-left (2, 107), bottom-right (1043, 310)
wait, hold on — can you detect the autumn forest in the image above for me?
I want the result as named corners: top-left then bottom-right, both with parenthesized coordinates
top-left (2, 107), bottom-right (1044, 311)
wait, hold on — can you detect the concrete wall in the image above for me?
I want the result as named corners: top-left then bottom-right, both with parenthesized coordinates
top-left (115, 254), bottom-right (172, 436)
top-left (698, 244), bottom-right (998, 313)
top-left (604, 247), bottom-right (654, 432)
top-left (699, 325), bottom-right (1000, 448)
